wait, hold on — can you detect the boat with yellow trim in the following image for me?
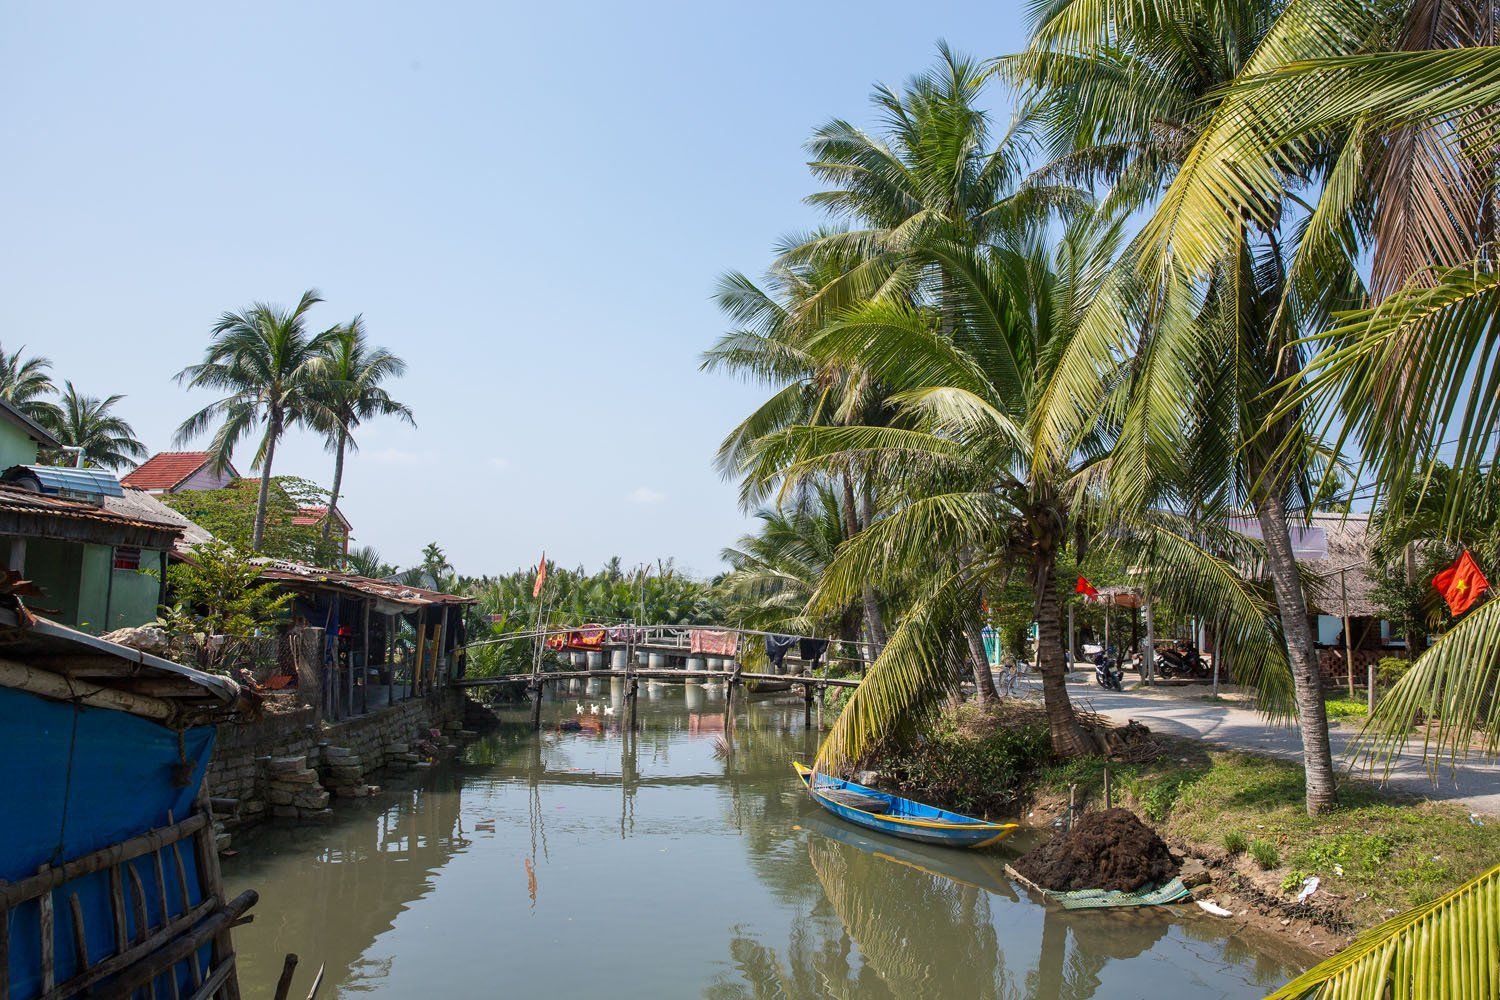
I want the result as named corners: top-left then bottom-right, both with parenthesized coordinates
top-left (793, 762), bottom-right (1018, 850)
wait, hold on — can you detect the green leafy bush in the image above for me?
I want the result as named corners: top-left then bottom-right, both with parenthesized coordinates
top-left (1250, 839), bottom-right (1281, 869)
top-left (1377, 656), bottom-right (1414, 686)
top-left (869, 718), bottom-right (1051, 817)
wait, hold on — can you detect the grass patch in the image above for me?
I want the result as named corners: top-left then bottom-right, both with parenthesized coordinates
top-left (1323, 696), bottom-right (1369, 720)
top-left (1249, 839), bottom-right (1281, 869)
top-left (1035, 736), bottom-right (1500, 929)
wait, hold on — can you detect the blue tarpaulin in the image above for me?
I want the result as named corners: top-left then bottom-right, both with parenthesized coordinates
top-left (1, 685), bottom-right (215, 998)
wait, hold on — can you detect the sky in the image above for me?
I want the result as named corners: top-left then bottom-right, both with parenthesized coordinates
top-left (0, 1), bottom-right (1028, 577)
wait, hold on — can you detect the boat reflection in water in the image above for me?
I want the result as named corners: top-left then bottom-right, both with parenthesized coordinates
top-left (224, 696), bottom-right (1307, 999)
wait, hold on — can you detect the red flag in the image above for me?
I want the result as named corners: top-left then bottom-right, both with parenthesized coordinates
top-left (532, 552), bottom-right (547, 598)
top-left (1075, 576), bottom-right (1099, 599)
top-left (1433, 550), bottom-right (1489, 616)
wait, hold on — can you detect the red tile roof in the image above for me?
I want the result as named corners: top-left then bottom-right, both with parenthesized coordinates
top-left (293, 505), bottom-right (351, 531)
top-left (121, 452), bottom-right (223, 491)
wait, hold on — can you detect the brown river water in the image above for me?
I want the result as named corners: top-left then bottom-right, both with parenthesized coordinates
top-left (223, 681), bottom-right (1307, 998)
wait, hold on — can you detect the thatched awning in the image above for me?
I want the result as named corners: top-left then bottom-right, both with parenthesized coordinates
top-left (1301, 514), bottom-right (1381, 618)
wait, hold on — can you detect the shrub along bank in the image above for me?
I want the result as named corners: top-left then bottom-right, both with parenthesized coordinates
top-left (1035, 738), bottom-right (1500, 933)
top-left (856, 701), bottom-right (1500, 937)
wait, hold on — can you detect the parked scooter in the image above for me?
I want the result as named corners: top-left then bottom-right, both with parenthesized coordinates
top-left (1093, 649), bottom-right (1124, 691)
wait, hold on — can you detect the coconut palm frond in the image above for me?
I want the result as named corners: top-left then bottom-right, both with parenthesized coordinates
top-left (813, 568), bottom-right (972, 772)
top-left (1353, 597), bottom-right (1500, 776)
top-left (1266, 860), bottom-right (1500, 1000)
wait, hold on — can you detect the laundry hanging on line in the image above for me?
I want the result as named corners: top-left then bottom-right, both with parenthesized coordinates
top-left (764, 634), bottom-right (797, 670)
top-left (798, 638), bottom-right (830, 671)
top-left (691, 628), bottom-right (740, 657)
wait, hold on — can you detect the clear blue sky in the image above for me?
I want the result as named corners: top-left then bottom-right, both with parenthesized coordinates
top-left (0, 1), bottom-right (1027, 577)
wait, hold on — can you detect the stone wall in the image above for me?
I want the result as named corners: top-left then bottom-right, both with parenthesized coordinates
top-left (206, 690), bottom-right (468, 831)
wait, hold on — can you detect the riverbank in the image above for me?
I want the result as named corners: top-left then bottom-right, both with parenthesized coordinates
top-left (856, 700), bottom-right (1500, 957)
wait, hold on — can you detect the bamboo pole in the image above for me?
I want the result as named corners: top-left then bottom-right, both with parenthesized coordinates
top-left (0, 660), bottom-right (178, 722)
top-left (1342, 568), bottom-right (1356, 699)
top-left (0, 814), bottom-right (209, 911)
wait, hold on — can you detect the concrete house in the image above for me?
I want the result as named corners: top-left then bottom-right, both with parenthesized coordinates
top-left (121, 450), bottom-right (240, 493)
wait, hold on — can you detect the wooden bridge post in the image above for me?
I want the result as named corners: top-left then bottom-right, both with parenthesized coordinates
top-left (817, 682), bottom-right (826, 731)
top-left (529, 680), bottom-right (543, 730)
top-left (803, 681), bottom-right (814, 728)
top-left (626, 675), bottom-right (639, 731)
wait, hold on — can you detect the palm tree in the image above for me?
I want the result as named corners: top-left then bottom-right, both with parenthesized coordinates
top-left (315, 317), bottom-right (413, 544)
top-left (718, 486), bottom-right (854, 636)
top-left (703, 242), bottom-right (897, 659)
top-left (175, 290), bottom-right (337, 551)
top-left (344, 544), bottom-right (395, 579)
top-left (1003, 0), bottom-right (1361, 813)
top-left (0, 344), bottom-right (60, 425)
top-left (42, 382), bottom-right (147, 469)
top-left (756, 210), bottom-right (1292, 768)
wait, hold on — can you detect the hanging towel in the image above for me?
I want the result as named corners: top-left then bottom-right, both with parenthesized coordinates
top-left (691, 629), bottom-right (740, 657)
top-left (798, 637), bottom-right (830, 670)
top-left (765, 634), bottom-right (797, 670)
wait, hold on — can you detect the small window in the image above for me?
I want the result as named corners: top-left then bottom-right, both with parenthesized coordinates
top-left (113, 547), bottom-right (141, 571)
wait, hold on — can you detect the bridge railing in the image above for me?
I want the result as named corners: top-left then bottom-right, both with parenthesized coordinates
top-left (459, 621), bottom-right (877, 677)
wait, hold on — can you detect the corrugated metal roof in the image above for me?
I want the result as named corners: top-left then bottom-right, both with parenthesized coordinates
top-left (252, 557), bottom-right (476, 607)
top-left (8, 465), bottom-right (125, 499)
top-left (102, 489), bottom-right (216, 553)
top-left (0, 483), bottom-right (177, 535)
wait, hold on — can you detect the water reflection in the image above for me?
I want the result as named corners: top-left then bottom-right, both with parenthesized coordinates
top-left (223, 697), bottom-right (1305, 999)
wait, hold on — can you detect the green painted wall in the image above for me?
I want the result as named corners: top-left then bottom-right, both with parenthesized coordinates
top-left (24, 540), bottom-right (166, 633)
top-left (101, 549), bottom-right (166, 632)
top-left (0, 421), bottom-right (39, 469)
top-left (27, 537), bottom-right (82, 625)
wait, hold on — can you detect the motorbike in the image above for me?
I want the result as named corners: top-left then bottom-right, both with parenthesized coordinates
top-left (1093, 650), bottom-right (1124, 691)
top-left (1154, 640), bottom-right (1210, 679)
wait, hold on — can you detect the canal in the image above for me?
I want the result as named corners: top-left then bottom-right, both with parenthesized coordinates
top-left (224, 683), bottom-right (1308, 998)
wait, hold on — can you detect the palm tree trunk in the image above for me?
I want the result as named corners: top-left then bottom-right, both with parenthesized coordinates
top-left (966, 606), bottom-right (999, 703)
top-left (1255, 491), bottom-right (1338, 814)
top-left (324, 428), bottom-right (347, 545)
top-left (839, 470), bottom-right (888, 652)
top-left (251, 411), bottom-right (281, 552)
top-left (1034, 549), bottom-right (1090, 756)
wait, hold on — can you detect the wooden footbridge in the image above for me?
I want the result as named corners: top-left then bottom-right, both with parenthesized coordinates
top-left (454, 623), bottom-right (875, 728)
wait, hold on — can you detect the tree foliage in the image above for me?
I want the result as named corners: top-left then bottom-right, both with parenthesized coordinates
top-left (158, 540), bottom-right (292, 674)
top-left (162, 477), bottom-right (341, 566)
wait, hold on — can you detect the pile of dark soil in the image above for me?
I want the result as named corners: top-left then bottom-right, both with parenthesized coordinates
top-left (1013, 808), bottom-right (1178, 893)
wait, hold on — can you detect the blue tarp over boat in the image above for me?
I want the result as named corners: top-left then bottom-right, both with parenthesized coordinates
top-left (1, 685), bottom-right (216, 998)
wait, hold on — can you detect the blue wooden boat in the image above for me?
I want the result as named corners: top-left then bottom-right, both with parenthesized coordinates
top-left (794, 762), bottom-right (1018, 850)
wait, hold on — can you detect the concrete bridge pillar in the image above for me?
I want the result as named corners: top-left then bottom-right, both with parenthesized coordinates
top-left (648, 652), bottom-right (667, 670)
top-left (686, 656), bottom-right (706, 673)
top-left (610, 649), bottom-right (628, 668)
top-left (587, 651), bottom-right (604, 669)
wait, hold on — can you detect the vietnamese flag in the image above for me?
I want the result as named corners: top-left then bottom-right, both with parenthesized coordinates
top-left (1075, 575), bottom-right (1099, 599)
top-left (532, 552), bottom-right (548, 598)
top-left (1433, 550), bottom-right (1489, 616)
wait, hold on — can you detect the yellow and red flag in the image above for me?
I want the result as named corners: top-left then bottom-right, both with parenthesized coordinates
top-left (532, 552), bottom-right (547, 598)
top-left (1075, 575), bottom-right (1099, 599)
top-left (1433, 550), bottom-right (1489, 616)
